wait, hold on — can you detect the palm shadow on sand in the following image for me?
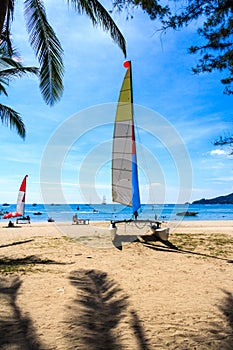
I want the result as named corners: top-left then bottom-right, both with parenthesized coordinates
top-left (216, 290), bottom-right (233, 348)
top-left (0, 276), bottom-right (42, 350)
top-left (66, 269), bottom-right (151, 350)
top-left (0, 254), bottom-right (71, 350)
top-left (0, 239), bottom-right (34, 248)
top-left (137, 240), bottom-right (233, 348)
top-left (0, 255), bottom-right (69, 271)
top-left (184, 290), bottom-right (233, 349)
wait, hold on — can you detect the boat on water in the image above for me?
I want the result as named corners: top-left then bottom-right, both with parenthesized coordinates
top-left (110, 61), bottom-right (169, 244)
top-left (176, 211), bottom-right (198, 217)
top-left (102, 196), bottom-right (107, 205)
top-left (3, 175), bottom-right (28, 220)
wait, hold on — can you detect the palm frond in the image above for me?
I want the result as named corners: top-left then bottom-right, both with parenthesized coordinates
top-left (0, 30), bottom-right (14, 57)
top-left (0, 55), bottom-right (25, 67)
top-left (24, 0), bottom-right (64, 106)
top-left (0, 1), bottom-right (15, 55)
top-left (0, 103), bottom-right (25, 139)
top-left (0, 65), bottom-right (39, 79)
top-left (67, 0), bottom-right (126, 57)
top-left (0, 82), bottom-right (8, 95)
top-left (0, 0), bottom-right (8, 35)
top-left (0, 55), bottom-right (38, 94)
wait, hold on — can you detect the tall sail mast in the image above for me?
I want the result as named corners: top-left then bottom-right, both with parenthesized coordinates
top-left (112, 61), bottom-right (140, 213)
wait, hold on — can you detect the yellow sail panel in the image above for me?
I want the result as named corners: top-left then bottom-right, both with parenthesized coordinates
top-left (115, 69), bottom-right (133, 122)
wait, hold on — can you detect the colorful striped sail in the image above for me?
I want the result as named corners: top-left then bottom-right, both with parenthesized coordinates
top-left (3, 175), bottom-right (28, 219)
top-left (112, 61), bottom-right (140, 214)
top-left (16, 175), bottom-right (28, 215)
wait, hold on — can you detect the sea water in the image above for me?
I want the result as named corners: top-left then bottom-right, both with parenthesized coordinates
top-left (1, 203), bottom-right (233, 223)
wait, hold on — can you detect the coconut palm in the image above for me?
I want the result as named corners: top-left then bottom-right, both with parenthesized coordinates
top-left (0, 43), bottom-right (38, 139)
top-left (0, 0), bottom-right (126, 106)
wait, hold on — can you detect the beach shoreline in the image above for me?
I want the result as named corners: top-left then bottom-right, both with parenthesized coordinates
top-left (0, 220), bottom-right (233, 349)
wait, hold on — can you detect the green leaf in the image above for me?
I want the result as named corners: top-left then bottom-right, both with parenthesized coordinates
top-left (0, 104), bottom-right (26, 139)
top-left (24, 0), bottom-right (64, 106)
top-left (67, 0), bottom-right (127, 57)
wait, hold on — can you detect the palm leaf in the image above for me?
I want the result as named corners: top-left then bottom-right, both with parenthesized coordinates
top-left (67, 0), bottom-right (126, 57)
top-left (0, 82), bottom-right (8, 95)
top-left (0, 31), bottom-right (14, 57)
top-left (0, 103), bottom-right (26, 139)
top-left (24, 0), bottom-right (64, 106)
top-left (0, 55), bottom-right (38, 94)
top-left (0, 65), bottom-right (39, 79)
top-left (0, 0), bottom-right (14, 38)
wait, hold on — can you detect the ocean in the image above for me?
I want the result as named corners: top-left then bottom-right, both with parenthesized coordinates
top-left (1, 203), bottom-right (233, 223)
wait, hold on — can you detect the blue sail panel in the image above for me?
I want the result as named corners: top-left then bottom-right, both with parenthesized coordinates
top-left (132, 153), bottom-right (140, 213)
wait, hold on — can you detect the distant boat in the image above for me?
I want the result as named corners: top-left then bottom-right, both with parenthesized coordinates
top-left (2, 203), bottom-right (9, 206)
top-left (102, 196), bottom-right (107, 205)
top-left (48, 217), bottom-right (55, 222)
top-left (33, 212), bottom-right (42, 215)
top-left (176, 211), bottom-right (198, 217)
top-left (32, 203), bottom-right (37, 206)
top-left (3, 175), bottom-right (28, 219)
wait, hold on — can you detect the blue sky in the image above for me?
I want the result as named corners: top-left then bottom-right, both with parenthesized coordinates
top-left (1, 0), bottom-right (233, 205)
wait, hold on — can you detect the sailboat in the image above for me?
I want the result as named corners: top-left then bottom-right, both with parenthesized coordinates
top-left (3, 175), bottom-right (28, 220)
top-left (102, 195), bottom-right (107, 205)
top-left (110, 61), bottom-right (169, 242)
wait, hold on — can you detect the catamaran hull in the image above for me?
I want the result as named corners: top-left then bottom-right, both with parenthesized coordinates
top-left (110, 219), bottom-right (170, 241)
top-left (150, 226), bottom-right (170, 241)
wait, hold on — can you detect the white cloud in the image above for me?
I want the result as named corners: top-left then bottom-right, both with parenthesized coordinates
top-left (210, 149), bottom-right (229, 156)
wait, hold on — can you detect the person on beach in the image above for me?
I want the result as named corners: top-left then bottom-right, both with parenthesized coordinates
top-left (8, 221), bottom-right (14, 227)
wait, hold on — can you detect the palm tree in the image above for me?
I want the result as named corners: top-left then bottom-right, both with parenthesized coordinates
top-left (0, 43), bottom-right (38, 139)
top-left (0, 0), bottom-right (126, 106)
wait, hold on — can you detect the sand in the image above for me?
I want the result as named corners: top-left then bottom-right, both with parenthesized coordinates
top-left (0, 220), bottom-right (233, 349)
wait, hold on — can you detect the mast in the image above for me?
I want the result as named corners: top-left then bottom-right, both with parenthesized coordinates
top-left (112, 61), bottom-right (140, 214)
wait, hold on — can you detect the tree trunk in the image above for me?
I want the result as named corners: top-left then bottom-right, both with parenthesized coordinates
top-left (0, 0), bottom-right (9, 36)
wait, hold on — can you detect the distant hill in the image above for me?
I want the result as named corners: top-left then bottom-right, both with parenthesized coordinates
top-left (192, 193), bottom-right (233, 204)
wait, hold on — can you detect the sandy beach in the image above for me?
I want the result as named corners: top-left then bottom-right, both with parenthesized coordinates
top-left (0, 220), bottom-right (233, 349)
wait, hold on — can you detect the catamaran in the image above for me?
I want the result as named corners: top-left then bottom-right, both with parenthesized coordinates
top-left (3, 175), bottom-right (28, 220)
top-left (110, 61), bottom-right (169, 242)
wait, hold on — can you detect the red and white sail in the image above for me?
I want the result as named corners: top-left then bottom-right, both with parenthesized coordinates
top-left (3, 175), bottom-right (28, 219)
